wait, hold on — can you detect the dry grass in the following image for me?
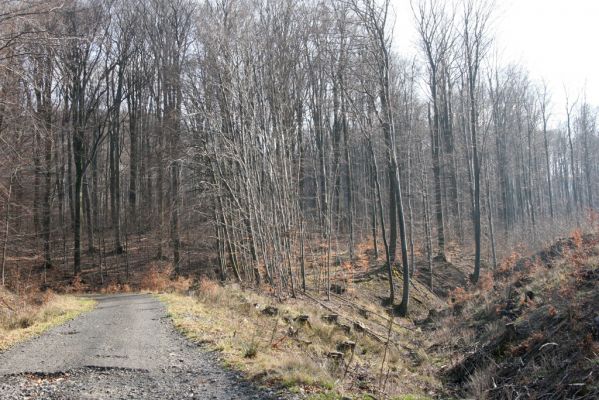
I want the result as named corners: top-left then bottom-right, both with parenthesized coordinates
top-left (158, 279), bottom-right (437, 399)
top-left (0, 287), bottom-right (95, 351)
top-left (159, 285), bottom-right (338, 390)
top-left (466, 365), bottom-right (496, 400)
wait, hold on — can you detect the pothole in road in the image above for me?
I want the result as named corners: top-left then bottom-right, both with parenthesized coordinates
top-left (24, 371), bottom-right (70, 383)
top-left (81, 365), bottom-right (150, 373)
top-left (13, 365), bottom-right (150, 383)
top-left (94, 354), bottom-right (129, 359)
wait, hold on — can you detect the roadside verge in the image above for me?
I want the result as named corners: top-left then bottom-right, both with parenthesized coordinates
top-left (0, 289), bottom-right (95, 351)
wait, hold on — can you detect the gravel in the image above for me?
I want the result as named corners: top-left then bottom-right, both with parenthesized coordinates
top-left (0, 294), bottom-right (289, 399)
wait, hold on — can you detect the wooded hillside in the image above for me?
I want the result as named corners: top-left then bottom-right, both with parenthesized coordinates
top-left (1, 0), bottom-right (598, 317)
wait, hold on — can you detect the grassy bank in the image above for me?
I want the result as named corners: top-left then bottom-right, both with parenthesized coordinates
top-left (158, 280), bottom-right (437, 399)
top-left (0, 289), bottom-right (95, 351)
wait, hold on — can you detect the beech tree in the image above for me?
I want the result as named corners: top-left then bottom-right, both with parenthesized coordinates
top-left (460, 0), bottom-right (492, 283)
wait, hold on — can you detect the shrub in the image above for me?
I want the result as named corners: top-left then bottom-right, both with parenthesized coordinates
top-left (448, 287), bottom-right (472, 306)
top-left (478, 272), bottom-right (494, 291)
top-left (197, 278), bottom-right (222, 302)
top-left (140, 263), bottom-right (193, 293)
top-left (498, 251), bottom-right (521, 274)
top-left (170, 276), bottom-right (192, 293)
top-left (69, 274), bottom-right (87, 293)
top-left (140, 265), bottom-right (171, 292)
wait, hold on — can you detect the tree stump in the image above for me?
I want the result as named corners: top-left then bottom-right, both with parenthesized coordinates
top-left (262, 306), bottom-right (279, 316)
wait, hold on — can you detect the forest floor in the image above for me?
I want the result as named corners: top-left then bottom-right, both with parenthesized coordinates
top-left (0, 230), bottom-right (597, 399)
top-left (0, 293), bottom-right (288, 399)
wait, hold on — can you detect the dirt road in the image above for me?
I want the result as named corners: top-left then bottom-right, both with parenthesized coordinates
top-left (0, 293), bottom-right (283, 399)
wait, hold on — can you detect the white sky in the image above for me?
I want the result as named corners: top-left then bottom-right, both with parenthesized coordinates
top-left (390, 0), bottom-right (599, 119)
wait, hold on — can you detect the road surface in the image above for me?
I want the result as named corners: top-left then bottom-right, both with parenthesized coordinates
top-left (0, 293), bottom-right (283, 399)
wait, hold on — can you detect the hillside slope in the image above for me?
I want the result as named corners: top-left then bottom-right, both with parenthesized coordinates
top-left (160, 234), bottom-right (599, 399)
top-left (437, 233), bottom-right (599, 399)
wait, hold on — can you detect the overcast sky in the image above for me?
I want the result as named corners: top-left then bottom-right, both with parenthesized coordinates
top-left (390, 0), bottom-right (599, 120)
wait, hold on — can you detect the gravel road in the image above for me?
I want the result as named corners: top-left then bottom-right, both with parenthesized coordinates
top-left (0, 293), bottom-right (286, 399)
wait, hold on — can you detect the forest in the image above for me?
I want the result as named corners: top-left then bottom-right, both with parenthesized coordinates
top-left (0, 0), bottom-right (598, 399)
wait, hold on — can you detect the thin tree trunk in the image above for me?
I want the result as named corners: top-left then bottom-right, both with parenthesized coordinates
top-left (1, 172), bottom-right (15, 287)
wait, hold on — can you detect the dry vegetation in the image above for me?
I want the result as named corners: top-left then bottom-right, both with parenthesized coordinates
top-left (158, 279), bottom-right (439, 400)
top-left (430, 230), bottom-right (599, 399)
top-left (150, 230), bottom-right (599, 400)
top-left (0, 288), bottom-right (95, 351)
top-left (1, 2), bottom-right (598, 399)
top-left (1, 230), bottom-right (596, 400)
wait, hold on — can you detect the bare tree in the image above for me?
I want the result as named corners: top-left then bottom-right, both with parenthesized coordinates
top-left (413, 0), bottom-right (455, 260)
top-left (460, 0), bottom-right (493, 283)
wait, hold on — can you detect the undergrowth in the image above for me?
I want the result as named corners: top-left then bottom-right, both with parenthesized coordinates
top-left (139, 262), bottom-right (193, 293)
top-left (438, 229), bottom-right (599, 399)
